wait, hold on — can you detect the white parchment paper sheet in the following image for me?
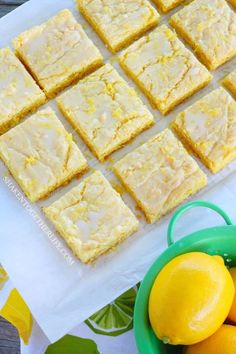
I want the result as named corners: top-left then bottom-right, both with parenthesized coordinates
top-left (0, 0), bottom-right (236, 342)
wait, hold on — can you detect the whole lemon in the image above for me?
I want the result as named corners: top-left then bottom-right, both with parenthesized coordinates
top-left (228, 267), bottom-right (236, 323)
top-left (186, 324), bottom-right (236, 354)
top-left (148, 252), bottom-right (234, 345)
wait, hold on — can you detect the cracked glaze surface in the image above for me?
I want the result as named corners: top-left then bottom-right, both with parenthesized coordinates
top-left (44, 170), bottom-right (139, 263)
top-left (172, 87), bottom-right (236, 173)
top-left (57, 64), bottom-right (154, 161)
top-left (170, 0), bottom-right (236, 70)
top-left (77, 0), bottom-right (159, 51)
top-left (0, 48), bottom-right (45, 129)
top-left (13, 9), bottom-right (103, 96)
top-left (119, 25), bottom-right (212, 114)
top-left (0, 108), bottom-right (87, 201)
top-left (114, 129), bottom-right (207, 223)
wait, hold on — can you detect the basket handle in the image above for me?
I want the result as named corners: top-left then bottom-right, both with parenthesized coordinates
top-left (167, 200), bottom-right (233, 246)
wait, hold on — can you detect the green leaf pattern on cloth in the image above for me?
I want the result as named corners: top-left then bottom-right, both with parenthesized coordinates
top-left (0, 264), bottom-right (138, 351)
top-left (45, 334), bottom-right (100, 354)
top-left (85, 287), bottom-right (137, 336)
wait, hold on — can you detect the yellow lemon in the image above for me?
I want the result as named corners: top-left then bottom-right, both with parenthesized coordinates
top-left (148, 252), bottom-right (234, 345)
top-left (0, 288), bottom-right (33, 344)
top-left (228, 267), bottom-right (236, 323)
top-left (186, 324), bottom-right (236, 354)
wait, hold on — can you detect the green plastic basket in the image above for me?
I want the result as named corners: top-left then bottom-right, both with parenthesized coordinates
top-left (134, 200), bottom-right (236, 354)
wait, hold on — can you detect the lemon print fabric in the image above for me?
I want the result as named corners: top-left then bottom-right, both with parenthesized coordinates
top-left (45, 335), bottom-right (100, 354)
top-left (85, 287), bottom-right (137, 336)
top-left (149, 252), bottom-right (234, 345)
top-left (0, 288), bottom-right (33, 344)
top-left (0, 266), bottom-right (8, 290)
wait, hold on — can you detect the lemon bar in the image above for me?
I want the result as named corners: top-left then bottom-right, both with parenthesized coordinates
top-left (119, 25), bottom-right (212, 115)
top-left (222, 70), bottom-right (236, 98)
top-left (57, 64), bottom-right (154, 161)
top-left (113, 129), bottom-right (207, 223)
top-left (44, 171), bottom-right (139, 263)
top-left (170, 0), bottom-right (236, 70)
top-left (77, 0), bottom-right (159, 53)
top-left (0, 48), bottom-right (46, 135)
top-left (153, 0), bottom-right (185, 13)
top-left (0, 108), bottom-right (87, 202)
top-left (13, 10), bottom-right (103, 98)
top-left (172, 87), bottom-right (236, 174)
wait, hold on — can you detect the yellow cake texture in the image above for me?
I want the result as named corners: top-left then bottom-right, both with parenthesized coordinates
top-left (113, 129), bottom-right (207, 223)
top-left (0, 108), bottom-right (87, 202)
top-left (0, 48), bottom-right (46, 135)
top-left (153, 0), bottom-right (185, 13)
top-left (119, 25), bottom-right (212, 115)
top-left (57, 64), bottom-right (154, 161)
top-left (170, 0), bottom-right (236, 70)
top-left (172, 87), bottom-right (236, 174)
top-left (13, 9), bottom-right (103, 98)
top-left (44, 170), bottom-right (139, 263)
top-left (77, 0), bottom-right (159, 53)
top-left (222, 69), bottom-right (236, 98)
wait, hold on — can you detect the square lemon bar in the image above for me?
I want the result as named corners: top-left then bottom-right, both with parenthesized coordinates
top-left (77, 0), bottom-right (159, 53)
top-left (13, 10), bottom-right (103, 98)
top-left (113, 129), bottom-right (207, 223)
top-left (153, 0), bottom-right (185, 13)
top-left (44, 171), bottom-right (139, 263)
top-left (172, 87), bottom-right (236, 173)
top-left (0, 108), bottom-right (87, 202)
top-left (170, 0), bottom-right (236, 70)
top-left (0, 48), bottom-right (46, 135)
top-left (222, 70), bottom-right (236, 98)
top-left (119, 25), bottom-right (212, 115)
top-left (57, 64), bottom-right (154, 161)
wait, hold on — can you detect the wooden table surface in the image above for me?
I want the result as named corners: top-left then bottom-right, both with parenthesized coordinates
top-left (0, 0), bottom-right (27, 17)
top-left (0, 317), bottom-right (20, 354)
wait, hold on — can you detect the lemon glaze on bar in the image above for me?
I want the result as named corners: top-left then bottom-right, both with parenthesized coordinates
top-left (44, 171), bottom-right (139, 263)
top-left (0, 48), bottom-right (46, 135)
top-left (172, 87), bottom-right (236, 174)
top-left (13, 9), bottom-right (103, 98)
top-left (170, 0), bottom-right (236, 70)
top-left (77, 0), bottom-right (160, 52)
top-left (113, 129), bottom-right (207, 223)
top-left (0, 108), bottom-right (87, 202)
top-left (57, 64), bottom-right (154, 161)
top-left (119, 25), bottom-right (212, 115)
